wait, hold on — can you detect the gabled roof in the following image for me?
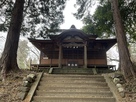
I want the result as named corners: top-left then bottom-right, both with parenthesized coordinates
top-left (28, 25), bottom-right (117, 52)
top-left (93, 38), bottom-right (117, 51)
top-left (49, 25), bottom-right (97, 42)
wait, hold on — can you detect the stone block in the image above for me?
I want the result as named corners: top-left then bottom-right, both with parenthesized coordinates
top-left (23, 81), bottom-right (31, 87)
top-left (116, 83), bottom-right (122, 88)
top-left (113, 78), bottom-right (120, 84)
top-left (19, 86), bottom-right (30, 92)
top-left (23, 77), bottom-right (27, 81)
top-left (26, 77), bottom-right (33, 83)
top-left (120, 92), bottom-right (125, 98)
top-left (17, 92), bottom-right (27, 100)
top-left (27, 74), bottom-right (36, 79)
top-left (111, 73), bottom-right (123, 78)
top-left (118, 87), bottom-right (124, 93)
top-left (119, 81), bottom-right (125, 84)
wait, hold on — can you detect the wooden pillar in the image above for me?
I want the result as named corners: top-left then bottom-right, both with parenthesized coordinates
top-left (84, 44), bottom-right (87, 68)
top-left (39, 52), bottom-right (42, 64)
top-left (58, 45), bottom-right (62, 68)
top-left (50, 55), bottom-right (52, 68)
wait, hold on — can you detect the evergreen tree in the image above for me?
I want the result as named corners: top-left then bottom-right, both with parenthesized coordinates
top-left (0, 0), bottom-right (66, 38)
top-left (81, 0), bottom-right (136, 42)
top-left (0, 0), bottom-right (66, 81)
top-left (111, 0), bottom-right (136, 81)
top-left (74, 0), bottom-right (136, 81)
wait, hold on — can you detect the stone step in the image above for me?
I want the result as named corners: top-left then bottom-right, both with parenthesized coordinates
top-left (39, 82), bottom-right (108, 87)
top-left (52, 72), bottom-right (94, 74)
top-left (40, 79), bottom-right (106, 83)
top-left (42, 75), bottom-right (105, 81)
top-left (52, 68), bottom-right (94, 74)
top-left (32, 74), bottom-right (116, 102)
top-left (32, 97), bottom-right (116, 102)
top-left (43, 74), bottom-right (103, 78)
top-left (39, 83), bottom-right (108, 88)
top-left (41, 77), bottom-right (105, 82)
top-left (52, 69), bottom-right (93, 72)
top-left (37, 86), bottom-right (111, 92)
top-left (59, 68), bottom-right (93, 70)
top-left (35, 91), bottom-right (113, 97)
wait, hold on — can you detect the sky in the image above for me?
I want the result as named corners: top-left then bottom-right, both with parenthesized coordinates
top-left (60, 0), bottom-right (97, 29)
top-left (0, 32), bottom-right (7, 54)
top-left (60, 0), bottom-right (83, 29)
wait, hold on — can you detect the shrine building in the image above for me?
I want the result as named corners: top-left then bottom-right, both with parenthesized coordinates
top-left (29, 25), bottom-right (116, 69)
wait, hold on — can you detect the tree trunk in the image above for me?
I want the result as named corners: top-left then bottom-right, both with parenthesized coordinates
top-left (111, 0), bottom-right (136, 81)
top-left (0, 0), bottom-right (24, 81)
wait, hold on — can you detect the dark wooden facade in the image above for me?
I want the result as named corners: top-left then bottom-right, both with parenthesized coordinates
top-left (29, 26), bottom-right (116, 68)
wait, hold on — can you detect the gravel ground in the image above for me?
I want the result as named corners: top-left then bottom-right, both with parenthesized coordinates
top-left (124, 79), bottom-right (136, 102)
top-left (0, 70), bottom-right (33, 102)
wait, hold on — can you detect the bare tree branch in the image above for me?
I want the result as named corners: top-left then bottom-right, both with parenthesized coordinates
top-left (0, 36), bottom-right (6, 41)
top-left (0, 0), bottom-right (7, 8)
top-left (30, 49), bottom-right (40, 59)
top-left (24, 0), bottom-right (31, 13)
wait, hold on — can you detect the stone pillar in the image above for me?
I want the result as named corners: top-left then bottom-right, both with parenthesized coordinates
top-left (84, 44), bottom-right (87, 68)
top-left (58, 45), bottom-right (62, 68)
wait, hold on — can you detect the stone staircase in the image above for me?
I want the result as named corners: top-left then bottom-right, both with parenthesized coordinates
top-left (52, 68), bottom-right (94, 74)
top-left (32, 74), bottom-right (116, 102)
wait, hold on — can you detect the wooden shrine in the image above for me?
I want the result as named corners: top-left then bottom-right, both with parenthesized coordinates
top-left (29, 25), bottom-right (116, 69)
